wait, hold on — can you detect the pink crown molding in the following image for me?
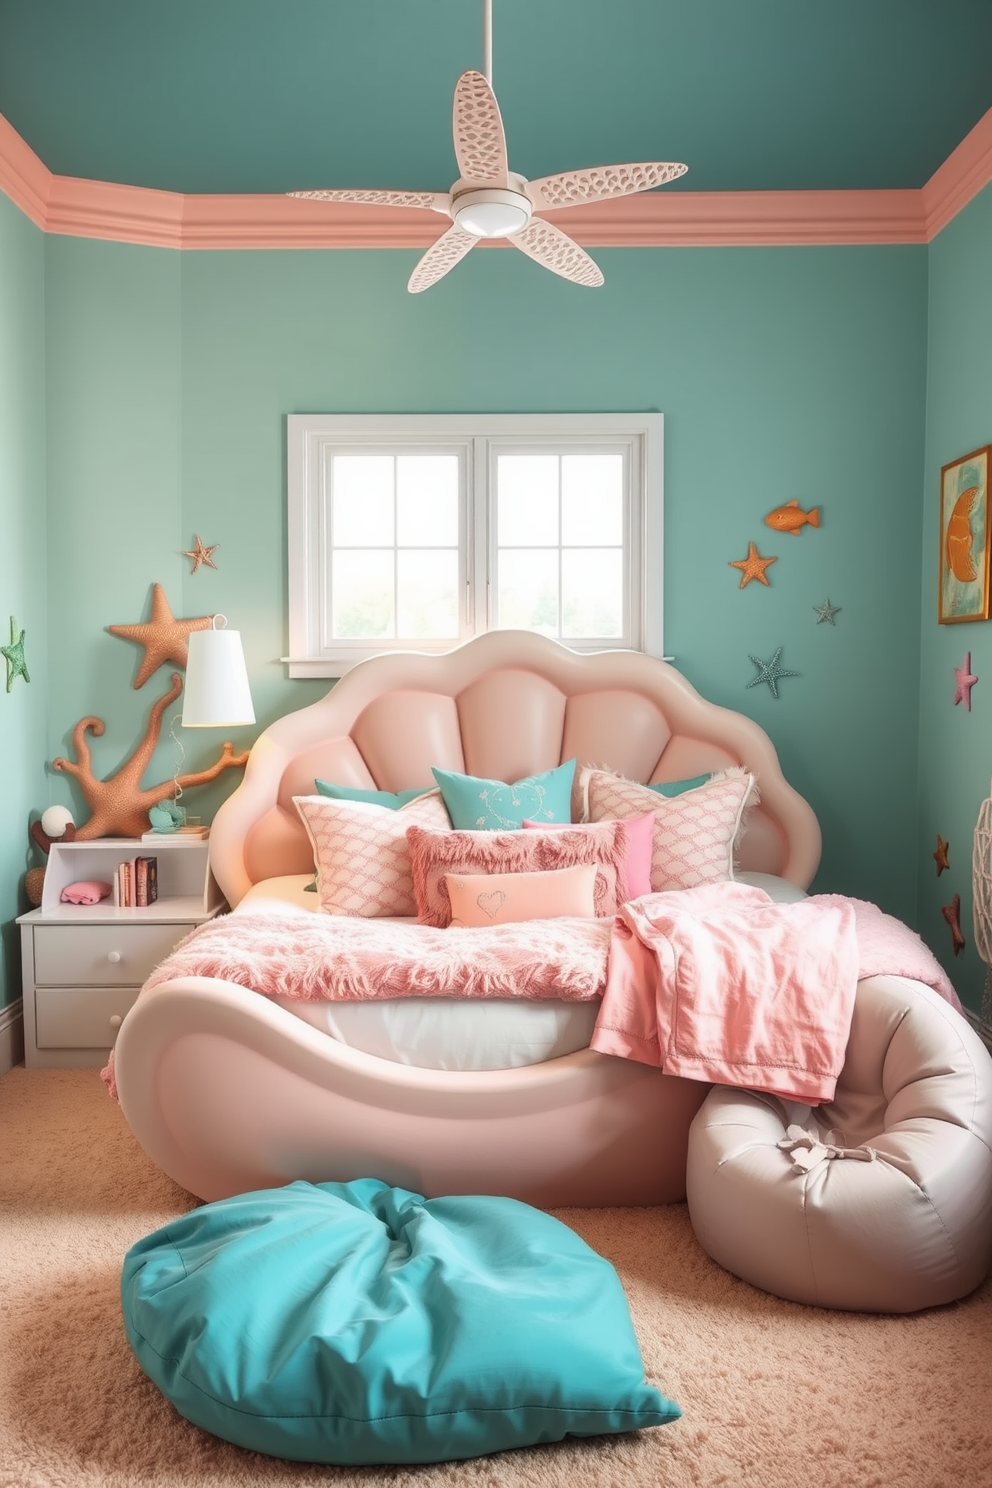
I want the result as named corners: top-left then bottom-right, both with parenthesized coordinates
top-left (2, 104), bottom-right (990, 250)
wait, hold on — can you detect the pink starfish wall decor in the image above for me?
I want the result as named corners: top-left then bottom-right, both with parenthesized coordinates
top-left (953, 652), bottom-right (978, 710)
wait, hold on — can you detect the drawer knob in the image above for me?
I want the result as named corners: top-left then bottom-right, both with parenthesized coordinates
top-left (109, 1014), bottom-right (123, 1029)
top-left (107, 951), bottom-right (122, 964)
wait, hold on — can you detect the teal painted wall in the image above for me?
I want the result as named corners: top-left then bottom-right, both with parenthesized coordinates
top-left (920, 181), bottom-right (992, 1015)
top-left (0, 193), bottom-right (48, 1011)
top-left (37, 238), bottom-right (927, 926)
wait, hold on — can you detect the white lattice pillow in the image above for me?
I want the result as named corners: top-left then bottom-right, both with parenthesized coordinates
top-left (580, 766), bottom-right (758, 892)
top-left (293, 790), bottom-right (452, 916)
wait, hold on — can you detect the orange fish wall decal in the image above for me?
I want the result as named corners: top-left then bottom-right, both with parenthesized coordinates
top-left (945, 486), bottom-right (980, 582)
top-left (764, 499), bottom-right (820, 534)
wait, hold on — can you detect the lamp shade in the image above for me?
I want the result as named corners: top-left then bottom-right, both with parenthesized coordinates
top-left (181, 621), bottom-right (255, 727)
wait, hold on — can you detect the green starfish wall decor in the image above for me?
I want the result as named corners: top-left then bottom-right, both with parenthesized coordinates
top-left (1, 616), bottom-right (29, 692)
top-left (746, 646), bottom-right (799, 699)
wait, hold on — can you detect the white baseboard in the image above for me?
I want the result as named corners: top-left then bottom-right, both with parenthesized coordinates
top-left (0, 999), bottom-right (24, 1074)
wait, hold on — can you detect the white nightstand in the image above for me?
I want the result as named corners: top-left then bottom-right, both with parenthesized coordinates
top-left (17, 836), bottom-right (224, 1069)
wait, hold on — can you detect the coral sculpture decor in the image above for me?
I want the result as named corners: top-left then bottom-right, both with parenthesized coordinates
top-left (53, 672), bottom-right (249, 839)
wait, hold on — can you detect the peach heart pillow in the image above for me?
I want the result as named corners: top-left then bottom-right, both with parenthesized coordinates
top-left (407, 820), bottom-right (631, 928)
top-left (293, 790), bottom-right (452, 916)
top-left (580, 766), bottom-right (758, 892)
top-left (445, 864), bottom-right (599, 928)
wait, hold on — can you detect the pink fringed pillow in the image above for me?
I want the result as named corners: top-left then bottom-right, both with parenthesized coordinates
top-left (580, 766), bottom-right (758, 892)
top-left (445, 864), bottom-right (598, 928)
top-left (407, 820), bottom-right (631, 928)
top-left (293, 790), bottom-right (452, 916)
top-left (523, 813), bottom-right (655, 899)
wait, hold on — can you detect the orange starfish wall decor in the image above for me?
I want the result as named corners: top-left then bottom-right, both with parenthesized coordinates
top-left (934, 835), bottom-right (950, 875)
top-left (182, 534), bottom-right (219, 573)
top-left (108, 583), bottom-right (212, 689)
top-left (729, 541), bottom-right (778, 589)
top-left (941, 893), bottom-right (965, 956)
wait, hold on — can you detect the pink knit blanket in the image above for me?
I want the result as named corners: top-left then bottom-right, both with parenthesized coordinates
top-left (143, 910), bottom-right (614, 1002)
top-left (590, 883), bottom-right (961, 1103)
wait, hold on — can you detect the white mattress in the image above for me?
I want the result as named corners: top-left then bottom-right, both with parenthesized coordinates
top-left (235, 871), bottom-right (807, 1071)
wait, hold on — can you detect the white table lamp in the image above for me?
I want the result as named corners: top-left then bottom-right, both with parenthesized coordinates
top-left (181, 615), bottom-right (255, 727)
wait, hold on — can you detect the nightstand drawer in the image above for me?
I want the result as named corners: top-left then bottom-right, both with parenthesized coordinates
top-left (32, 923), bottom-right (191, 986)
top-left (35, 986), bottom-right (141, 1049)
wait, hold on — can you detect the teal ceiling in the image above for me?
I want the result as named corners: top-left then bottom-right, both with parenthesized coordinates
top-left (2, 0), bottom-right (992, 197)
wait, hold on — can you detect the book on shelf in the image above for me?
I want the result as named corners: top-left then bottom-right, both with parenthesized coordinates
top-left (116, 854), bottom-right (158, 907)
top-left (140, 825), bottom-right (210, 842)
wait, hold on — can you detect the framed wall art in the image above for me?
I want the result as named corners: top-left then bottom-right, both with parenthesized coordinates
top-left (939, 444), bottom-right (992, 624)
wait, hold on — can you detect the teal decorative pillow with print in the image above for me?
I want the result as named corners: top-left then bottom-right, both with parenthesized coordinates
top-left (432, 759), bottom-right (576, 829)
top-left (121, 1178), bottom-right (679, 1466)
top-left (648, 773), bottom-right (711, 797)
top-left (315, 779), bottom-right (433, 809)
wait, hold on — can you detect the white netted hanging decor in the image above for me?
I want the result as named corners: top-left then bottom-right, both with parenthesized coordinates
top-left (971, 779), bottom-right (992, 1029)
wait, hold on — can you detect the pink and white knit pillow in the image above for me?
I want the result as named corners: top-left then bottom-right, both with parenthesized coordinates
top-left (407, 820), bottom-right (631, 928)
top-left (293, 790), bottom-right (452, 917)
top-left (580, 766), bottom-right (758, 892)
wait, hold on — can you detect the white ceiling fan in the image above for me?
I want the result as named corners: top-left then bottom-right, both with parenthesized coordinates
top-left (288, 0), bottom-right (687, 292)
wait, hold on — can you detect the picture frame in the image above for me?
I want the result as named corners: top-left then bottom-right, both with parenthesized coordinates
top-left (939, 444), bottom-right (992, 624)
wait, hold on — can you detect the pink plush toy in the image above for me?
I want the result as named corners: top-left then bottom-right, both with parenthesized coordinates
top-left (61, 880), bottom-right (113, 905)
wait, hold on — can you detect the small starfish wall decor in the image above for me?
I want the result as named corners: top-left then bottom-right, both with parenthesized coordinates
top-left (729, 541), bottom-right (778, 589)
top-left (953, 652), bottom-right (978, 710)
top-left (182, 534), bottom-right (219, 573)
top-left (942, 893), bottom-right (965, 956)
top-left (934, 834), bottom-right (950, 875)
top-left (1, 616), bottom-right (29, 691)
top-left (813, 598), bottom-right (841, 625)
top-left (747, 647), bottom-right (799, 699)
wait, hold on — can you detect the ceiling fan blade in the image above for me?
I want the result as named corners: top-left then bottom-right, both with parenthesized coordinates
top-left (525, 161), bottom-right (687, 212)
top-left (509, 219), bottom-right (604, 287)
top-left (408, 224), bottom-right (477, 293)
top-left (452, 70), bottom-right (509, 187)
top-left (288, 188), bottom-right (449, 213)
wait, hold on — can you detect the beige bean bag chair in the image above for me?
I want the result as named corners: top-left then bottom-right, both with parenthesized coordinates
top-left (686, 974), bottom-right (992, 1312)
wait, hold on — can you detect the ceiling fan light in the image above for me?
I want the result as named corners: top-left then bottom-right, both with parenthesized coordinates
top-left (452, 188), bottom-right (531, 238)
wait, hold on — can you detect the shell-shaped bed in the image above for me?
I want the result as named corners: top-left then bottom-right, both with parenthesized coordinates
top-left (114, 631), bottom-right (822, 1204)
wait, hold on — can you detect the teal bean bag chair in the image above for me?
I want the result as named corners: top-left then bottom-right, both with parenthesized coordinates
top-left (121, 1178), bottom-right (679, 1465)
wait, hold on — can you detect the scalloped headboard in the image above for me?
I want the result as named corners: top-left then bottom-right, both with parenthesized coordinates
top-left (210, 631), bottom-right (821, 907)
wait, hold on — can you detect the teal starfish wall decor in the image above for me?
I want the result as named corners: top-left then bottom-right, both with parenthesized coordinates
top-left (1, 616), bottom-right (29, 692)
top-left (813, 598), bottom-right (841, 624)
top-left (746, 647), bottom-right (799, 699)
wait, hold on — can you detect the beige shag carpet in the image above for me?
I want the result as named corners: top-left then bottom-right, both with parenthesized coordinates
top-left (2, 1065), bottom-right (991, 1488)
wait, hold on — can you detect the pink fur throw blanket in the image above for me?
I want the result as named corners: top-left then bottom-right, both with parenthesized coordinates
top-left (591, 883), bottom-right (962, 1104)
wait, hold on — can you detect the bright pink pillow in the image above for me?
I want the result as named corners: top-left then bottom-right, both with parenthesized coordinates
top-left (522, 814), bottom-right (654, 899)
top-left (445, 863), bottom-right (598, 927)
top-left (407, 820), bottom-right (630, 928)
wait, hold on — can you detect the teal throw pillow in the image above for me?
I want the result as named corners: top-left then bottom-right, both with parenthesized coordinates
top-left (432, 759), bottom-right (575, 829)
top-left (315, 780), bottom-right (433, 809)
top-left (648, 773), bottom-right (712, 797)
top-left (121, 1178), bottom-right (679, 1466)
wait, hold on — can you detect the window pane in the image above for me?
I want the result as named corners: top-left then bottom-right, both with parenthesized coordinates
top-left (497, 455), bottom-right (559, 545)
top-left (497, 549), bottom-right (559, 635)
top-left (331, 455), bottom-right (394, 546)
top-left (562, 549), bottom-right (623, 638)
top-left (561, 455), bottom-right (624, 545)
top-left (397, 550), bottom-right (459, 638)
top-left (331, 550), bottom-right (394, 638)
top-left (396, 455), bottom-right (459, 546)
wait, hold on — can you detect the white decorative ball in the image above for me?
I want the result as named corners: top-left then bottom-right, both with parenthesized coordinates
top-left (41, 805), bottom-right (75, 839)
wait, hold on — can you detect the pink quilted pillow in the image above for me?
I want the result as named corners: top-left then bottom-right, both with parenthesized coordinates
top-left (580, 766), bottom-right (758, 892)
top-left (407, 820), bottom-right (631, 928)
top-left (522, 813), bottom-right (654, 899)
top-left (293, 790), bottom-right (452, 916)
top-left (445, 864), bottom-right (598, 927)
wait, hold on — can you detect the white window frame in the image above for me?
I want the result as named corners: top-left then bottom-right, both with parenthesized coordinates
top-left (286, 412), bottom-right (663, 677)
